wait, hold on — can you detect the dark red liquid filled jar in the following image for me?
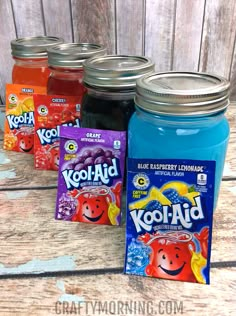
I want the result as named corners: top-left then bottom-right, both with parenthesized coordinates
top-left (47, 43), bottom-right (106, 96)
top-left (11, 36), bottom-right (64, 86)
top-left (81, 55), bottom-right (155, 131)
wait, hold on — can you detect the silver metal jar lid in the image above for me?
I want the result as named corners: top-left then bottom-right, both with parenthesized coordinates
top-left (83, 55), bottom-right (155, 89)
top-left (11, 36), bottom-right (64, 59)
top-left (47, 43), bottom-right (106, 68)
top-left (135, 72), bottom-right (230, 116)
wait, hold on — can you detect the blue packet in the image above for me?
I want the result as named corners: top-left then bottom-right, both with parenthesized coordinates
top-left (124, 158), bottom-right (215, 284)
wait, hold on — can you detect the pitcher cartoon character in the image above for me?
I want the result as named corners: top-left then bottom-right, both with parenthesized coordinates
top-left (50, 145), bottom-right (60, 171)
top-left (139, 227), bottom-right (208, 283)
top-left (17, 130), bottom-right (34, 154)
top-left (70, 182), bottom-right (122, 225)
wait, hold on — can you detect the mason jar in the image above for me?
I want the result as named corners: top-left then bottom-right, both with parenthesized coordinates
top-left (129, 72), bottom-right (230, 209)
top-left (11, 36), bottom-right (64, 86)
top-left (81, 55), bottom-right (155, 131)
top-left (47, 43), bottom-right (106, 96)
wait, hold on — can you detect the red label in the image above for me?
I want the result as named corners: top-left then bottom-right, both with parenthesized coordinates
top-left (34, 94), bottom-right (81, 171)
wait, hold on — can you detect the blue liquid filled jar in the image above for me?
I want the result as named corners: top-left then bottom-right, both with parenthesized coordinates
top-left (128, 72), bottom-right (230, 209)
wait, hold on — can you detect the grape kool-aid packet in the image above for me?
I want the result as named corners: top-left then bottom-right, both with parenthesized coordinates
top-left (125, 159), bottom-right (215, 284)
top-left (55, 126), bottom-right (126, 225)
top-left (34, 94), bottom-right (80, 171)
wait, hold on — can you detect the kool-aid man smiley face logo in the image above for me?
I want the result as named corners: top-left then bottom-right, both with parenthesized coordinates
top-left (38, 105), bottom-right (48, 116)
top-left (140, 232), bottom-right (197, 282)
top-left (18, 132), bottom-right (34, 153)
top-left (65, 140), bottom-right (78, 154)
top-left (72, 188), bottom-right (111, 225)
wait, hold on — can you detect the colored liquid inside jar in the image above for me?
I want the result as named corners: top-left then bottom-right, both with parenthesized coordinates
top-left (12, 57), bottom-right (50, 86)
top-left (11, 36), bottom-right (64, 86)
top-left (129, 110), bottom-right (229, 208)
top-left (81, 89), bottom-right (135, 131)
top-left (47, 68), bottom-right (86, 96)
top-left (129, 72), bottom-right (230, 209)
top-left (47, 43), bottom-right (106, 96)
top-left (81, 55), bottom-right (155, 131)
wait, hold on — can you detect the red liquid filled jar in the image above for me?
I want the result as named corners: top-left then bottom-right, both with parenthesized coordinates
top-left (47, 43), bottom-right (106, 96)
top-left (11, 36), bottom-right (64, 86)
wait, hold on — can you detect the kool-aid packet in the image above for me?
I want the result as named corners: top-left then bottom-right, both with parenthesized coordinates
top-left (55, 126), bottom-right (126, 225)
top-left (34, 95), bottom-right (80, 170)
top-left (125, 158), bottom-right (215, 284)
top-left (4, 84), bottom-right (46, 154)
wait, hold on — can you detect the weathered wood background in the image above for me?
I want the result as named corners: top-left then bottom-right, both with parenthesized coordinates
top-left (1, 0), bottom-right (236, 104)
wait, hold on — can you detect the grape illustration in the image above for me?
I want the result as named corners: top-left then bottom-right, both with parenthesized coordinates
top-left (92, 147), bottom-right (105, 159)
top-left (94, 156), bottom-right (106, 165)
top-left (84, 157), bottom-right (95, 167)
top-left (105, 150), bottom-right (114, 158)
top-left (74, 163), bottom-right (84, 171)
top-left (82, 149), bottom-right (93, 160)
top-left (58, 193), bottom-right (77, 220)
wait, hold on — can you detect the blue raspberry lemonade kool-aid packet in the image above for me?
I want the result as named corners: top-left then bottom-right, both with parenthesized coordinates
top-left (55, 126), bottom-right (126, 225)
top-left (125, 158), bottom-right (215, 284)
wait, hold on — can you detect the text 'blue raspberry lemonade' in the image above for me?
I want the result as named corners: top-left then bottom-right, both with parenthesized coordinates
top-left (128, 72), bottom-right (230, 210)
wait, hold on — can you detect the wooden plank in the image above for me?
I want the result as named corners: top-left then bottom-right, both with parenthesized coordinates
top-left (226, 103), bottom-right (236, 126)
top-left (199, 0), bottom-right (236, 78)
top-left (224, 105), bottom-right (236, 178)
top-left (116, 0), bottom-right (144, 55)
top-left (71, 0), bottom-right (116, 54)
top-left (230, 40), bottom-right (236, 100)
top-left (11, 0), bottom-right (45, 38)
top-left (173, 0), bottom-right (205, 71)
top-left (0, 180), bottom-right (235, 275)
top-left (0, 268), bottom-right (235, 316)
top-left (0, 106), bottom-right (5, 139)
top-left (0, 0), bottom-right (16, 104)
top-left (0, 189), bottom-right (125, 274)
top-left (145, 0), bottom-right (176, 71)
top-left (0, 148), bottom-right (58, 188)
top-left (42, 0), bottom-right (73, 42)
top-left (224, 131), bottom-right (236, 179)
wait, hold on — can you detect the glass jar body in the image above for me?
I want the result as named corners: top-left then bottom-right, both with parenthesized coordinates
top-left (47, 67), bottom-right (86, 96)
top-left (128, 107), bottom-right (230, 209)
top-left (12, 57), bottom-right (50, 86)
top-left (81, 88), bottom-right (135, 131)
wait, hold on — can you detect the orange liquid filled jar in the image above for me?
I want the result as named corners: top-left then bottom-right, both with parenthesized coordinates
top-left (47, 43), bottom-right (106, 96)
top-left (11, 36), bottom-right (64, 86)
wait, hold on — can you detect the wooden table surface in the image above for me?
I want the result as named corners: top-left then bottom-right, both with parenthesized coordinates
top-left (0, 106), bottom-right (235, 316)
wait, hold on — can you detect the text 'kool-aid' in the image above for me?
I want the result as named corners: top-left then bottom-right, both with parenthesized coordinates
top-left (125, 158), bottom-right (215, 284)
top-left (33, 94), bottom-right (80, 171)
top-left (55, 126), bottom-right (126, 225)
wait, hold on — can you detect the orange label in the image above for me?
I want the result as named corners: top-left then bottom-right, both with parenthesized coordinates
top-left (3, 83), bottom-right (46, 154)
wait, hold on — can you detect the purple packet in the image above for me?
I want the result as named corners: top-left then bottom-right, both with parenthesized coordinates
top-left (55, 126), bottom-right (126, 225)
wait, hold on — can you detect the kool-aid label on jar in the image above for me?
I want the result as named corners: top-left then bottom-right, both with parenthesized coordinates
top-left (125, 158), bottom-right (215, 284)
top-left (55, 126), bottom-right (126, 225)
